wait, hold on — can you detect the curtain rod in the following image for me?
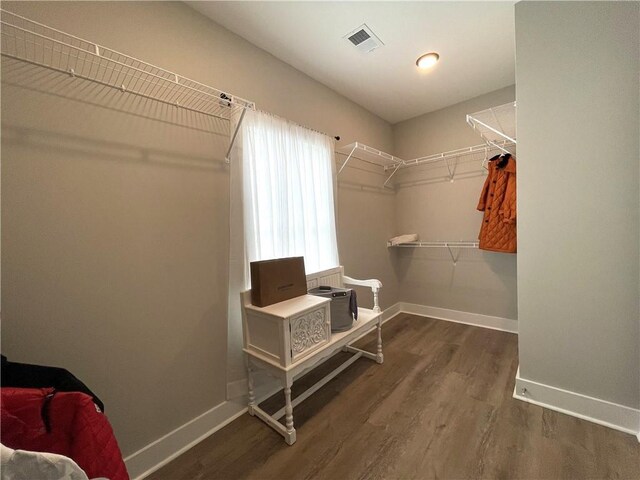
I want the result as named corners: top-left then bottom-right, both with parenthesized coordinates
top-left (255, 109), bottom-right (339, 141)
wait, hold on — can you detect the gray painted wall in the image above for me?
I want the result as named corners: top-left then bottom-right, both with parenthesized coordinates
top-left (1, 1), bottom-right (398, 456)
top-left (391, 86), bottom-right (518, 320)
top-left (9, 0), bottom-right (636, 462)
top-left (515, 1), bottom-right (639, 408)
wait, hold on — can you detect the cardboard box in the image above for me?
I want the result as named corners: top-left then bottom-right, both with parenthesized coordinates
top-left (250, 257), bottom-right (307, 307)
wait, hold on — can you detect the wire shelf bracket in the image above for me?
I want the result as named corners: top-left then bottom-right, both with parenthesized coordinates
top-left (0, 8), bottom-right (256, 163)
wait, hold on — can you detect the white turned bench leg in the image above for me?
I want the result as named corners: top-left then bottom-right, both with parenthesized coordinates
top-left (376, 319), bottom-right (384, 364)
top-left (283, 379), bottom-right (296, 445)
top-left (246, 357), bottom-right (256, 416)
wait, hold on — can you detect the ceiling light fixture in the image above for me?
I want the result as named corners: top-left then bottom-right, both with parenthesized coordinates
top-left (416, 52), bottom-right (440, 69)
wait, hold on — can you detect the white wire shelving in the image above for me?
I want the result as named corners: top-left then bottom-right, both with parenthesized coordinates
top-left (389, 141), bottom-right (516, 184)
top-left (336, 142), bottom-right (404, 189)
top-left (466, 102), bottom-right (516, 153)
top-left (337, 139), bottom-right (515, 188)
top-left (0, 9), bottom-right (256, 161)
top-left (389, 241), bottom-right (479, 248)
top-left (388, 241), bottom-right (480, 265)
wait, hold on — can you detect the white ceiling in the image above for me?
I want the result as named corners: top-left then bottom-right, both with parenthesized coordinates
top-left (187, 1), bottom-right (516, 124)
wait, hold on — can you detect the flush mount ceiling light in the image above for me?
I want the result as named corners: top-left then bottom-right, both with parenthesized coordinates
top-left (416, 52), bottom-right (440, 69)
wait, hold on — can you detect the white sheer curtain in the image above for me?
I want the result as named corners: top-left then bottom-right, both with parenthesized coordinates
top-left (242, 109), bottom-right (339, 274)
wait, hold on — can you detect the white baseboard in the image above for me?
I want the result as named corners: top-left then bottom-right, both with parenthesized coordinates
top-left (399, 302), bottom-right (518, 333)
top-left (124, 400), bottom-right (247, 480)
top-left (514, 369), bottom-right (640, 437)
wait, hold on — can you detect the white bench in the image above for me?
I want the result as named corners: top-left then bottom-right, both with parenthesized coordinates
top-left (241, 266), bottom-right (383, 444)
top-left (305, 265), bottom-right (382, 314)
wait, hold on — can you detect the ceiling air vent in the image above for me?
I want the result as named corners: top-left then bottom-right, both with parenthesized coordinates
top-left (344, 24), bottom-right (384, 53)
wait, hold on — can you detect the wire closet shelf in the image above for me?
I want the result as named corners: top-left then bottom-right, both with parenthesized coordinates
top-left (337, 140), bottom-right (516, 188)
top-left (388, 241), bottom-right (480, 265)
top-left (389, 241), bottom-right (479, 248)
top-left (466, 102), bottom-right (516, 153)
top-left (337, 142), bottom-right (403, 172)
top-left (0, 9), bottom-right (256, 160)
top-left (391, 141), bottom-right (516, 185)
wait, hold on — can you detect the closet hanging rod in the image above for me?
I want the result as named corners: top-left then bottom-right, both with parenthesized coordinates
top-left (0, 8), bottom-right (256, 162)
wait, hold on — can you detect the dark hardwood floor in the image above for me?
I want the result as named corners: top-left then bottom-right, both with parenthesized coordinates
top-left (148, 314), bottom-right (639, 480)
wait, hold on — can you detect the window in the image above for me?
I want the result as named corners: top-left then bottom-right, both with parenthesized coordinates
top-left (242, 110), bottom-right (339, 274)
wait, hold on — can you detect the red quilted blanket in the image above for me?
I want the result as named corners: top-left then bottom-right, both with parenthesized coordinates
top-left (1, 387), bottom-right (129, 480)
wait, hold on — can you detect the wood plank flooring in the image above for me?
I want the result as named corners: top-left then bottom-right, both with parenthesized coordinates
top-left (148, 314), bottom-right (639, 480)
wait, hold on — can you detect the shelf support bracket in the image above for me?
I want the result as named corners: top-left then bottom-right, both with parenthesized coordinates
top-left (383, 162), bottom-right (402, 189)
top-left (338, 144), bottom-right (357, 175)
top-left (225, 107), bottom-right (247, 164)
top-left (444, 156), bottom-right (458, 182)
top-left (481, 147), bottom-right (489, 170)
top-left (445, 243), bottom-right (461, 265)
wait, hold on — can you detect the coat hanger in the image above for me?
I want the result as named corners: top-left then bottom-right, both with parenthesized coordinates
top-left (481, 147), bottom-right (490, 170)
top-left (496, 153), bottom-right (511, 168)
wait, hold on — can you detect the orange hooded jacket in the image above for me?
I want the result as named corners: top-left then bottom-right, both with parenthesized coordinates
top-left (477, 156), bottom-right (516, 253)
